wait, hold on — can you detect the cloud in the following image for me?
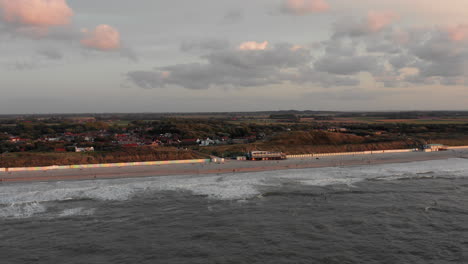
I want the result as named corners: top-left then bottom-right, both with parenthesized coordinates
top-left (338, 0), bottom-right (468, 25)
top-left (37, 47), bottom-right (63, 60)
top-left (329, 20), bottom-right (468, 87)
top-left (0, 0), bottom-right (73, 27)
top-left (128, 43), bottom-right (317, 89)
top-left (367, 11), bottom-right (398, 32)
top-left (282, 0), bottom-right (329, 15)
top-left (119, 47), bottom-right (138, 62)
top-left (238, 41), bottom-right (269, 51)
top-left (80, 24), bottom-right (121, 51)
top-left (126, 42), bottom-right (361, 90)
top-left (131, 9), bottom-right (468, 91)
top-left (402, 26), bottom-right (468, 81)
top-left (314, 55), bottom-right (382, 75)
top-left (446, 24), bottom-right (468, 42)
top-left (0, 0), bottom-right (126, 57)
top-left (294, 68), bottom-right (360, 87)
top-left (223, 9), bottom-right (243, 23)
top-left (388, 54), bottom-right (415, 69)
top-left (305, 88), bottom-right (391, 101)
top-left (333, 11), bottom-right (398, 38)
top-left (181, 39), bottom-right (230, 53)
top-left (6, 60), bottom-right (39, 70)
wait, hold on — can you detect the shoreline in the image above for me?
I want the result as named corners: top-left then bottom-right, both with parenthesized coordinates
top-left (1, 149), bottom-right (467, 183)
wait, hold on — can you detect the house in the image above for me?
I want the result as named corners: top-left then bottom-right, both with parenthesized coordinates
top-left (10, 137), bottom-right (21, 143)
top-left (247, 151), bottom-right (287, 161)
top-left (75, 147), bottom-right (95, 152)
top-left (199, 138), bottom-right (215, 146)
top-left (422, 144), bottom-right (447, 152)
top-left (10, 137), bottom-right (28, 143)
top-left (328, 127), bottom-right (348, 133)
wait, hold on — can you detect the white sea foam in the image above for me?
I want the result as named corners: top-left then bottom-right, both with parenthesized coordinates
top-left (0, 202), bottom-right (46, 219)
top-left (58, 207), bottom-right (96, 217)
top-left (1, 158), bottom-right (468, 219)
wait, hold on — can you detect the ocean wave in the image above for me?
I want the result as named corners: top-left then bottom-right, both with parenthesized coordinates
top-left (58, 207), bottom-right (96, 218)
top-left (1, 158), bottom-right (468, 219)
top-left (0, 202), bottom-right (46, 219)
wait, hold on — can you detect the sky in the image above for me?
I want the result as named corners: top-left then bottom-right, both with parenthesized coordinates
top-left (1, 0), bottom-right (468, 114)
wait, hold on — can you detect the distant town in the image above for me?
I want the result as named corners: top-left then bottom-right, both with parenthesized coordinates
top-left (1, 111), bottom-right (468, 167)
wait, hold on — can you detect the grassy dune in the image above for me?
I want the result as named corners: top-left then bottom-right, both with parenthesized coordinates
top-left (0, 147), bottom-right (201, 168)
top-left (200, 131), bottom-right (413, 156)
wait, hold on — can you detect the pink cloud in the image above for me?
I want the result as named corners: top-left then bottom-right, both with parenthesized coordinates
top-left (284, 0), bottom-right (329, 15)
top-left (367, 11), bottom-right (398, 32)
top-left (290, 45), bottom-right (305, 51)
top-left (0, 0), bottom-right (73, 27)
top-left (447, 24), bottom-right (468, 42)
top-left (81, 24), bottom-right (121, 51)
top-left (238, 41), bottom-right (269, 51)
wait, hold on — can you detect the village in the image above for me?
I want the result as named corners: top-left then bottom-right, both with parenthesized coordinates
top-left (1, 125), bottom-right (261, 153)
top-left (0, 116), bottom-right (269, 154)
top-left (0, 111), bottom-right (467, 167)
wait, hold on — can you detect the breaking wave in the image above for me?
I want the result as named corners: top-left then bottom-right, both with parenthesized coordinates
top-left (58, 207), bottom-right (96, 218)
top-left (0, 202), bottom-right (46, 219)
top-left (1, 158), bottom-right (467, 219)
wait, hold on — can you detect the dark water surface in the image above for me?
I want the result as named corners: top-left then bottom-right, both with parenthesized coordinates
top-left (1, 161), bottom-right (468, 263)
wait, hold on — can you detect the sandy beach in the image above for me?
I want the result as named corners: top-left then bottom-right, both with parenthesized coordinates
top-left (1, 149), bottom-right (467, 183)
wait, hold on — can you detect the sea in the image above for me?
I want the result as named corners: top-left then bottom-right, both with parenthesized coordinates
top-left (1, 158), bottom-right (468, 264)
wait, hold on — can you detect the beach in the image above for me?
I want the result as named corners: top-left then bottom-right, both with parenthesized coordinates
top-left (1, 149), bottom-right (467, 183)
top-left (2, 151), bottom-right (468, 263)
